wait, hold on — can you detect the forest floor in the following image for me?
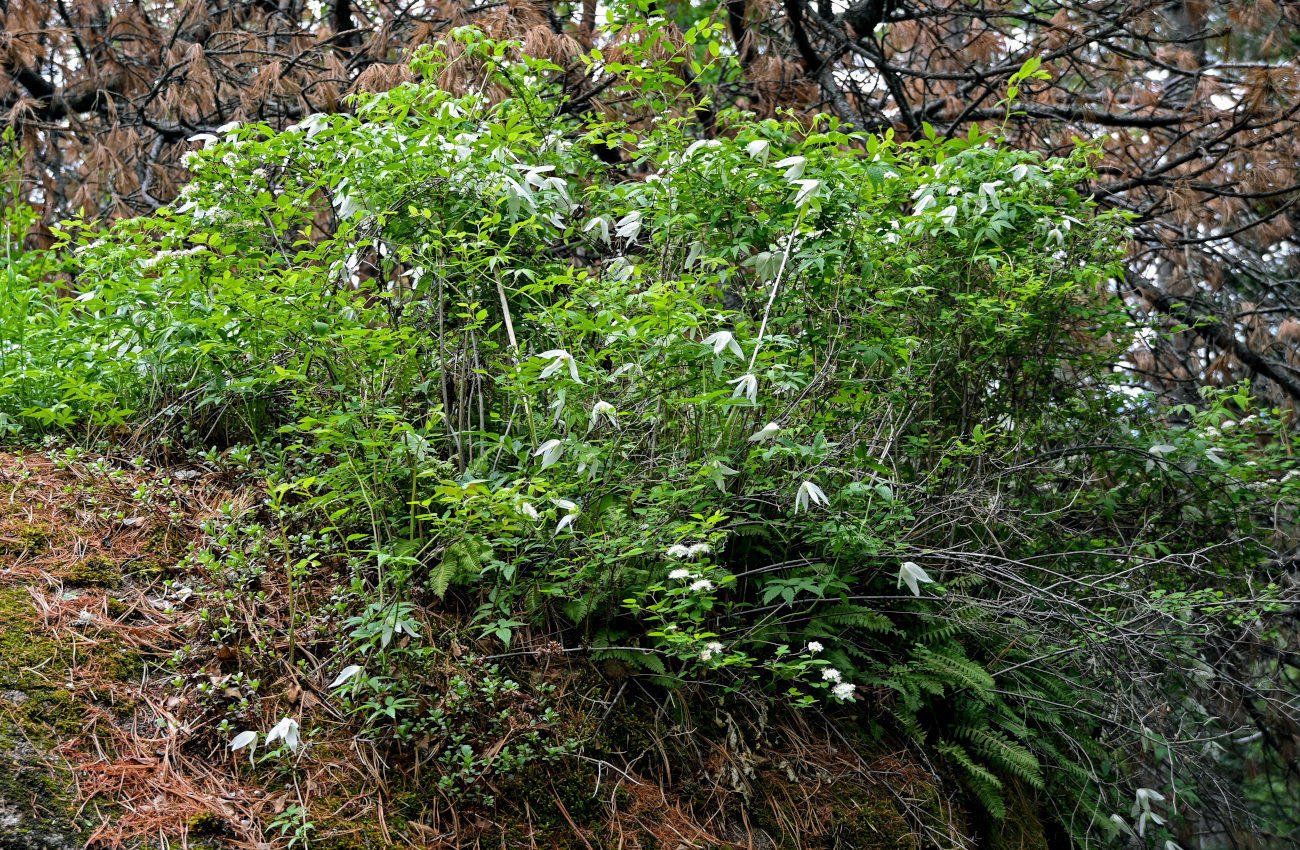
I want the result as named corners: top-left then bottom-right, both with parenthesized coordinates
top-left (0, 447), bottom-right (1029, 849)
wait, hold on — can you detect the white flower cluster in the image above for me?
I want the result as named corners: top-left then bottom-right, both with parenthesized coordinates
top-left (666, 543), bottom-right (711, 560)
top-left (820, 665), bottom-right (857, 700)
top-left (666, 559), bottom-right (714, 593)
top-left (699, 640), bottom-right (724, 662)
top-left (139, 245), bottom-right (208, 270)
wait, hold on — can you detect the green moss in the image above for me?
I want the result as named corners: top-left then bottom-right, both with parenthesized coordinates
top-left (0, 587), bottom-right (56, 688)
top-left (308, 795), bottom-right (403, 850)
top-left (0, 587), bottom-right (80, 845)
top-left (0, 520), bottom-right (51, 556)
top-left (825, 785), bottom-right (917, 849)
top-left (63, 555), bottom-right (122, 588)
top-left (187, 811), bottom-right (226, 837)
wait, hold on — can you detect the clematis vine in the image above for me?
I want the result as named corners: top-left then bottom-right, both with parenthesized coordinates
top-left (537, 349), bottom-right (581, 383)
top-left (588, 400), bottom-right (618, 431)
top-left (533, 439), bottom-right (564, 469)
top-left (794, 480), bottom-right (829, 513)
top-left (729, 373), bottom-right (758, 404)
top-left (703, 329), bottom-right (743, 358)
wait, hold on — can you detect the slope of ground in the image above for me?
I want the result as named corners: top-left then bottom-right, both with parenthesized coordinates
top-left (0, 448), bottom-right (1035, 849)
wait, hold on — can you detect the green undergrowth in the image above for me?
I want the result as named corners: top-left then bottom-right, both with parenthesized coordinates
top-left (1, 24), bottom-right (1296, 849)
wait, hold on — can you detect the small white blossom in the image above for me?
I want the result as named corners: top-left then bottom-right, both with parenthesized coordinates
top-left (589, 400), bottom-right (618, 431)
top-left (537, 349), bottom-right (582, 383)
top-left (729, 373), bottom-right (758, 404)
top-left (533, 439), bottom-right (565, 469)
top-left (686, 543), bottom-right (711, 558)
top-left (519, 502), bottom-right (539, 520)
top-left (774, 155), bottom-right (807, 180)
top-left (703, 329), bottom-right (743, 358)
top-left (807, 641), bottom-right (824, 653)
top-left (689, 579), bottom-right (714, 592)
top-left (897, 561), bottom-right (934, 597)
top-left (821, 667), bottom-right (842, 682)
top-left (666, 545), bottom-right (692, 559)
top-left (265, 717), bottom-right (302, 752)
top-left (699, 642), bottom-right (724, 662)
top-left (748, 422), bottom-right (780, 443)
top-left (668, 568), bottom-right (692, 580)
top-left (794, 481), bottom-right (829, 513)
top-left (831, 682), bottom-right (857, 701)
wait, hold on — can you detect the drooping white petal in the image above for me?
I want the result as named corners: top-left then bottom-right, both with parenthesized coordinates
top-left (583, 216), bottom-right (611, 244)
top-left (794, 481), bottom-right (829, 513)
top-left (536, 349), bottom-right (582, 384)
top-left (533, 439), bottom-right (565, 469)
top-left (774, 155), bottom-right (807, 180)
top-left (703, 459), bottom-right (739, 493)
top-left (265, 717), bottom-right (302, 752)
top-left (589, 400), bottom-right (618, 431)
top-left (728, 373), bottom-right (758, 404)
top-left (748, 422), bottom-right (780, 442)
top-left (329, 665), bottom-right (364, 688)
top-left (555, 513), bottom-right (578, 533)
top-left (703, 330), bottom-right (743, 358)
top-left (897, 561), bottom-right (934, 597)
top-left (615, 210), bottom-right (644, 242)
top-left (792, 179), bottom-right (821, 208)
top-left (745, 139), bottom-right (770, 161)
top-left (230, 730), bottom-right (258, 751)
